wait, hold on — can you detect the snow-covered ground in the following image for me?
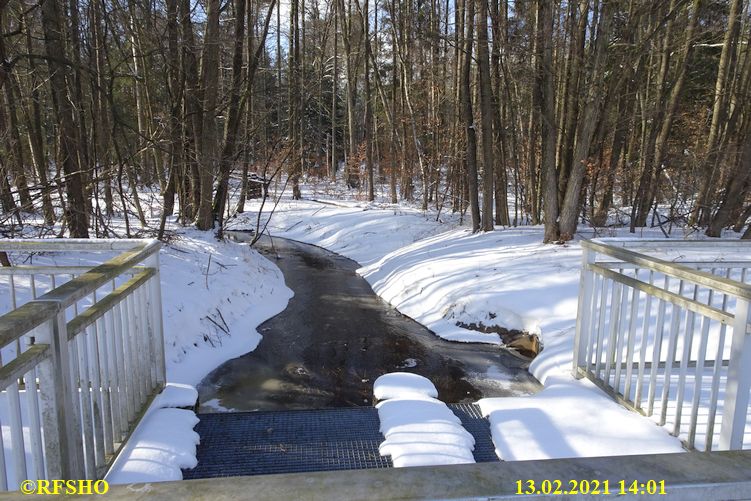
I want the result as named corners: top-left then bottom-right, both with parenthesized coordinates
top-left (157, 228), bottom-right (292, 386)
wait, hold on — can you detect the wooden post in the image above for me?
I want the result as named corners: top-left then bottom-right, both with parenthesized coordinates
top-left (37, 310), bottom-right (85, 479)
top-left (146, 252), bottom-right (166, 386)
top-left (572, 243), bottom-right (596, 378)
top-left (719, 296), bottom-right (751, 450)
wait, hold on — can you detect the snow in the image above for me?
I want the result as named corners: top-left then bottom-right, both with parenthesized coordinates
top-left (376, 396), bottom-right (475, 468)
top-left (105, 408), bottom-right (200, 484)
top-left (151, 383), bottom-right (198, 409)
top-left (373, 372), bottom-right (438, 401)
top-left (157, 228), bottom-right (292, 386)
top-left (373, 372), bottom-right (475, 467)
top-left (477, 376), bottom-right (685, 461)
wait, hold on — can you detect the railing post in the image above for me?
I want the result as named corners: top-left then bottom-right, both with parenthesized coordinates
top-left (719, 296), bottom-right (751, 450)
top-left (35, 309), bottom-right (85, 479)
top-left (573, 242), bottom-right (596, 378)
top-left (145, 251), bottom-right (166, 386)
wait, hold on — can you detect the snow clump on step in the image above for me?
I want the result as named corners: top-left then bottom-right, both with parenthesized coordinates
top-left (374, 373), bottom-right (475, 468)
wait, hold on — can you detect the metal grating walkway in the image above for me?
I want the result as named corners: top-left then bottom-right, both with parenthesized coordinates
top-left (183, 403), bottom-right (497, 479)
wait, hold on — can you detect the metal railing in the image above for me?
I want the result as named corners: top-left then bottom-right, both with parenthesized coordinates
top-left (0, 239), bottom-right (165, 491)
top-left (573, 238), bottom-right (751, 452)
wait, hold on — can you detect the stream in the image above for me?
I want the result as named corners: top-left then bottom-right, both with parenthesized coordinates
top-left (197, 234), bottom-right (539, 411)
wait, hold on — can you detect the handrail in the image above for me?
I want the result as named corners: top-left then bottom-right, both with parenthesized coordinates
top-left (590, 263), bottom-right (734, 325)
top-left (66, 269), bottom-right (155, 340)
top-left (592, 238), bottom-right (751, 247)
top-left (0, 344), bottom-right (49, 389)
top-left (583, 239), bottom-right (751, 300)
top-left (0, 266), bottom-right (146, 276)
top-left (0, 301), bottom-right (60, 350)
top-left (0, 239), bottom-right (157, 252)
top-left (33, 240), bottom-right (160, 309)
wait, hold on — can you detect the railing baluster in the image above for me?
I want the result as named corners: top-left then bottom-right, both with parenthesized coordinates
top-left (86, 322), bottom-right (106, 472)
top-left (604, 278), bottom-right (624, 386)
top-left (673, 282), bottom-right (700, 436)
top-left (117, 299), bottom-right (137, 425)
top-left (594, 277), bottom-right (613, 377)
top-left (634, 270), bottom-right (655, 409)
top-left (76, 328), bottom-right (96, 478)
top-left (7, 378), bottom-right (28, 486)
top-left (145, 253), bottom-right (166, 386)
top-left (705, 275), bottom-right (731, 450)
top-left (619, 270), bottom-right (641, 399)
top-left (647, 275), bottom-right (670, 416)
top-left (104, 310), bottom-right (123, 444)
top-left (95, 315), bottom-right (114, 457)
top-left (9, 274), bottom-right (16, 309)
top-left (686, 267), bottom-right (715, 450)
top-left (25, 325), bottom-right (45, 481)
top-left (129, 293), bottom-right (147, 406)
top-left (688, 313), bottom-right (712, 450)
top-left (25, 364), bottom-right (45, 480)
top-left (137, 286), bottom-right (155, 394)
top-left (659, 280), bottom-right (685, 426)
top-left (586, 273), bottom-right (603, 369)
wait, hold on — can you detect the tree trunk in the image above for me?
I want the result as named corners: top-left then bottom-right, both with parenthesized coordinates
top-left (536, 0), bottom-right (558, 243)
top-left (460, 0), bottom-right (480, 231)
top-left (477, 0), bottom-right (495, 231)
top-left (194, 0), bottom-right (222, 230)
top-left (40, 0), bottom-right (89, 237)
top-left (558, 0), bottom-right (612, 240)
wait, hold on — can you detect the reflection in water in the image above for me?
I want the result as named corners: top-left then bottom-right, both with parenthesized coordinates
top-left (198, 234), bottom-right (539, 411)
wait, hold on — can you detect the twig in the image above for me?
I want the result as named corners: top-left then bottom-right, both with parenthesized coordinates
top-left (205, 253), bottom-right (212, 290)
top-left (204, 315), bottom-right (229, 334)
top-left (216, 308), bottom-right (229, 332)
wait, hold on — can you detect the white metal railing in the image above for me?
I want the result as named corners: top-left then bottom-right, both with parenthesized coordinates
top-left (573, 238), bottom-right (751, 452)
top-left (0, 239), bottom-right (165, 491)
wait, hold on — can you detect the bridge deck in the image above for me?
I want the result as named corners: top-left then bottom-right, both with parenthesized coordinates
top-left (184, 403), bottom-right (498, 479)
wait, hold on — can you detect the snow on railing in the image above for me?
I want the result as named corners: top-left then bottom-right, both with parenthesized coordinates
top-left (0, 239), bottom-right (165, 491)
top-left (572, 238), bottom-right (751, 452)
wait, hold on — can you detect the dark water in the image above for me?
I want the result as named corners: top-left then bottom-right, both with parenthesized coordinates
top-left (197, 234), bottom-right (539, 412)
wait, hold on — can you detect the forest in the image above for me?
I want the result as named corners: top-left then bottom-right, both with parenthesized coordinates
top-left (0, 0), bottom-right (750, 242)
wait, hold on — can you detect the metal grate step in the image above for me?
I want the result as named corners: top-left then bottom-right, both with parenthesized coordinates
top-left (184, 404), bottom-right (497, 479)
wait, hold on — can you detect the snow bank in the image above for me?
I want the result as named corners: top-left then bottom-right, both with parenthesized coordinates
top-left (242, 199), bottom-right (457, 267)
top-left (477, 376), bottom-right (685, 461)
top-left (106, 384), bottom-right (201, 484)
top-left (374, 373), bottom-right (475, 468)
top-left (160, 229), bottom-right (292, 385)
